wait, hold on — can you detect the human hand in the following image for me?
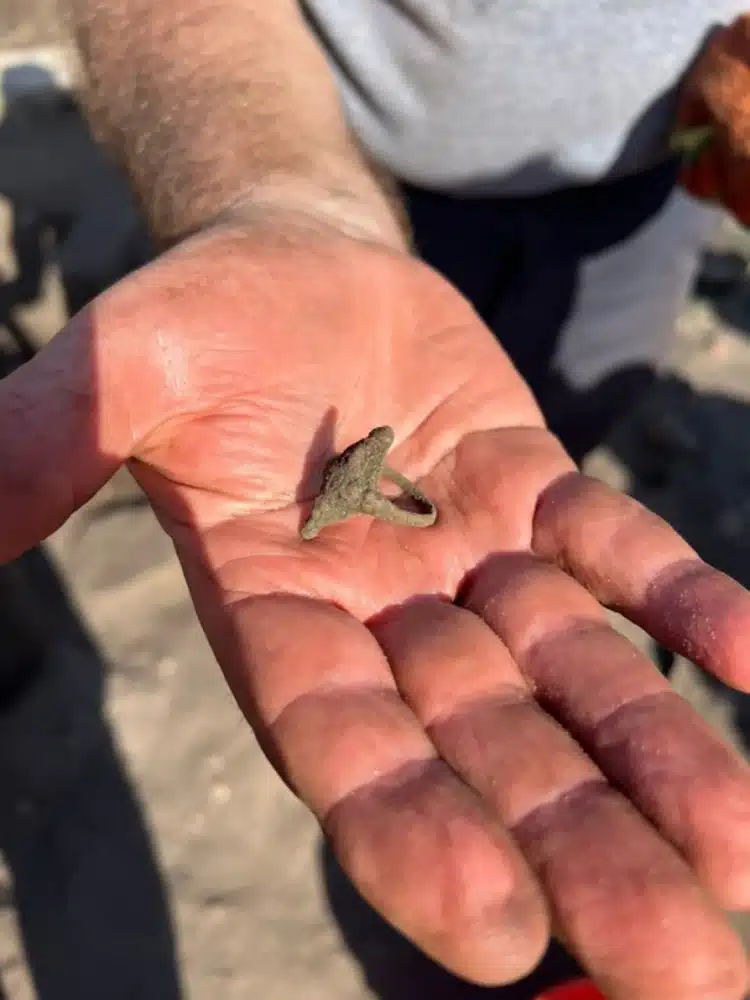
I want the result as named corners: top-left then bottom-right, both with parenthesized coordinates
top-left (675, 13), bottom-right (750, 225)
top-left (1, 220), bottom-right (749, 999)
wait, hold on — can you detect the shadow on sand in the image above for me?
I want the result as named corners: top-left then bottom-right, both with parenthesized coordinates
top-left (0, 65), bottom-right (179, 1000)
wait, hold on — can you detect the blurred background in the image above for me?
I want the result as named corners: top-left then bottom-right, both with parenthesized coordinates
top-left (0, 2), bottom-right (749, 999)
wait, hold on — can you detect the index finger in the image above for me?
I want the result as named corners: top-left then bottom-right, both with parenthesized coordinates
top-left (533, 472), bottom-right (750, 691)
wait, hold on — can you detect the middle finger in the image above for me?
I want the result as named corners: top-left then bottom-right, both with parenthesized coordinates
top-left (463, 552), bottom-right (750, 909)
top-left (372, 597), bottom-right (746, 1000)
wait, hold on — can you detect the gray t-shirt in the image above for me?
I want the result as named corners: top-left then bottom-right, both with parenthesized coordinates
top-left (302, 1), bottom-right (746, 195)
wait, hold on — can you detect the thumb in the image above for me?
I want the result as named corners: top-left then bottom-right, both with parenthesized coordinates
top-left (0, 309), bottom-right (136, 562)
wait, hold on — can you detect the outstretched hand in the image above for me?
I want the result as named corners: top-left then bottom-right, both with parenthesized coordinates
top-left (1, 222), bottom-right (749, 999)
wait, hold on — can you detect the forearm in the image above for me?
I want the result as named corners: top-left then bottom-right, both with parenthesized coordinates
top-left (66, 0), bottom-right (408, 248)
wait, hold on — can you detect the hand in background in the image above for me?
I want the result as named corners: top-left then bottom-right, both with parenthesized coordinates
top-left (677, 13), bottom-right (750, 226)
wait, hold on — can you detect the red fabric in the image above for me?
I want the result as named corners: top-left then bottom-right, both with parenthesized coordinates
top-left (676, 13), bottom-right (750, 226)
top-left (532, 979), bottom-right (607, 1000)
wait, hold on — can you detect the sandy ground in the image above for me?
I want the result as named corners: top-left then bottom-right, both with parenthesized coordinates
top-left (0, 30), bottom-right (748, 1000)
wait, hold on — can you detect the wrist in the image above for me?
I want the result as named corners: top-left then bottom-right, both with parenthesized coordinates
top-left (199, 166), bottom-right (412, 256)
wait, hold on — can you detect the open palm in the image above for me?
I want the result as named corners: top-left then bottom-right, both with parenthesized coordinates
top-left (2, 223), bottom-right (750, 1000)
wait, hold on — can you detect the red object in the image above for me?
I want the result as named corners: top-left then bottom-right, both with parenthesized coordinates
top-left (675, 12), bottom-right (750, 225)
top-left (533, 980), bottom-right (608, 1000)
